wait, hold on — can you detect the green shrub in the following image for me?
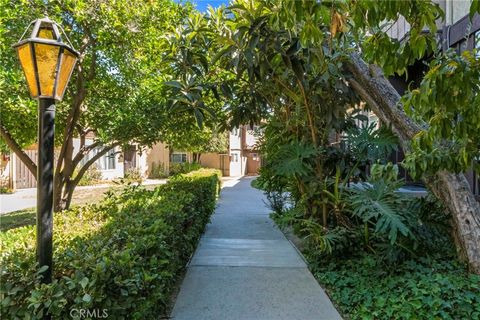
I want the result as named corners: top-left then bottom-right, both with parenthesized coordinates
top-left (169, 162), bottom-right (202, 176)
top-left (123, 167), bottom-right (143, 183)
top-left (0, 186), bottom-right (13, 194)
top-left (148, 162), bottom-right (169, 179)
top-left (0, 169), bottom-right (221, 319)
top-left (77, 165), bottom-right (103, 186)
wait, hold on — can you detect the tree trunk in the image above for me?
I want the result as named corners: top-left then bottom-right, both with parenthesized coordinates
top-left (346, 52), bottom-right (480, 274)
top-left (52, 143), bottom-right (118, 212)
top-left (193, 152), bottom-right (201, 163)
top-left (53, 178), bottom-right (75, 212)
top-left (53, 175), bottom-right (65, 212)
top-left (0, 124), bottom-right (37, 176)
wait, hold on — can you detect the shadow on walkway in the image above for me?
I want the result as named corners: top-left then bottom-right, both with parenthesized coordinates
top-left (171, 176), bottom-right (342, 320)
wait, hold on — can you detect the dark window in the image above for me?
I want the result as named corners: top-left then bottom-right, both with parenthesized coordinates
top-left (171, 153), bottom-right (187, 163)
top-left (231, 127), bottom-right (240, 136)
top-left (81, 146), bottom-right (116, 170)
top-left (102, 149), bottom-right (116, 170)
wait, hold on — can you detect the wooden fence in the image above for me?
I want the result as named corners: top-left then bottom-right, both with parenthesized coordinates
top-left (14, 150), bottom-right (37, 189)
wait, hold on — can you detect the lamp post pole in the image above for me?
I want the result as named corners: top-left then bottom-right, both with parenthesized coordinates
top-left (37, 98), bottom-right (55, 284)
top-left (14, 17), bottom-right (78, 293)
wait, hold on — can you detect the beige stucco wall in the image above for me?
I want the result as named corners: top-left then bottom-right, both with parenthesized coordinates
top-left (142, 142), bottom-right (198, 177)
top-left (144, 142), bottom-right (170, 177)
top-left (200, 153), bottom-right (221, 169)
top-left (200, 153), bottom-right (230, 176)
top-left (0, 155), bottom-right (11, 188)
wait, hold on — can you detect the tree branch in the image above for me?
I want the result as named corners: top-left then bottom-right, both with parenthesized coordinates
top-left (72, 140), bottom-right (102, 169)
top-left (56, 62), bottom-right (88, 175)
top-left (73, 143), bottom-right (120, 186)
top-left (0, 124), bottom-right (37, 176)
top-left (346, 52), bottom-right (480, 273)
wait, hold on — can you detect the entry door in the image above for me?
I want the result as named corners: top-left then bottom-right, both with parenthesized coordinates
top-left (247, 153), bottom-right (261, 175)
top-left (123, 145), bottom-right (136, 172)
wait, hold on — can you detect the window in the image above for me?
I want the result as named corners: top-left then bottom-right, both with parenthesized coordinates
top-left (231, 153), bottom-right (239, 162)
top-left (231, 127), bottom-right (240, 136)
top-left (102, 149), bottom-right (116, 170)
top-left (171, 153), bottom-right (187, 163)
top-left (80, 146), bottom-right (116, 170)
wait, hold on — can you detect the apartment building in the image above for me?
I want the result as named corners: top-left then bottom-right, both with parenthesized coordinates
top-left (135, 125), bottom-right (260, 178)
top-left (1, 124), bottom-right (262, 190)
top-left (385, 0), bottom-right (479, 195)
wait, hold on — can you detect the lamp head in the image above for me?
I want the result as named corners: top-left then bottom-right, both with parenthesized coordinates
top-left (13, 17), bottom-right (79, 101)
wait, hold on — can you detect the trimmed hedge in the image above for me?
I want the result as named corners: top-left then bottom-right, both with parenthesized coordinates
top-left (169, 162), bottom-right (202, 176)
top-left (0, 169), bottom-right (221, 319)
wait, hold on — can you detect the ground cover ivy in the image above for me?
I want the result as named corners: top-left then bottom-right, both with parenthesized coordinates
top-left (308, 252), bottom-right (480, 320)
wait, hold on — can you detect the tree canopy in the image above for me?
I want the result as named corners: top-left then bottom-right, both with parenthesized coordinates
top-left (0, 0), bottom-right (199, 209)
top-left (163, 0), bottom-right (480, 273)
top-left (1, 0), bottom-right (479, 272)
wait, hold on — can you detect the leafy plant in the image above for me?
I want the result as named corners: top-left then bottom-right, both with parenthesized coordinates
top-left (124, 167), bottom-right (143, 183)
top-left (271, 142), bottom-right (318, 177)
top-left (169, 162), bottom-right (202, 176)
top-left (148, 162), bottom-right (169, 179)
top-left (0, 186), bottom-right (13, 194)
top-left (403, 50), bottom-right (480, 177)
top-left (311, 253), bottom-right (480, 320)
top-left (370, 162), bottom-right (399, 182)
top-left (343, 122), bottom-right (399, 166)
top-left (348, 178), bottom-right (414, 245)
top-left (77, 165), bottom-right (103, 186)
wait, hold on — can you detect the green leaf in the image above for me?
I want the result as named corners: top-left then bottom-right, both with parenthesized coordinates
top-left (194, 108), bottom-right (204, 129)
top-left (470, 0), bottom-right (480, 19)
top-left (79, 277), bottom-right (89, 289)
top-left (37, 265), bottom-right (49, 274)
top-left (82, 294), bottom-right (92, 303)
top-left (164, 80), bottom-right (184, 89)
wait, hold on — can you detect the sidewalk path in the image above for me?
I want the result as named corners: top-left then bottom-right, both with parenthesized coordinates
top-left (0, 179), bottom-right (167, 214)
top-left (171, 177), bottom-right (342, 320)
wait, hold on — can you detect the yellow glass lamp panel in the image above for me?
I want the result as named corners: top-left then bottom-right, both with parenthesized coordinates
top-left (56, 50), bottom-right (77, 100)
top-left (38, 28), bottom-right (55, 39)
top-left (17, 43), bottom-right (38, 97)
top-left (34, 43), bottom-right (59, 97)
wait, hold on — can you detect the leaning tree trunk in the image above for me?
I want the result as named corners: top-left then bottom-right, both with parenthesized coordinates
top-left (346, 52), bottom-right (480, 274)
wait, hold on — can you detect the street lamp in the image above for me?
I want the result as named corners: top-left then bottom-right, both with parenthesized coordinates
top-left (13, 17), bottom-right (79, 284)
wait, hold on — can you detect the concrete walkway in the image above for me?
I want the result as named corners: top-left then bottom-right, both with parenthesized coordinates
top-left (171, 177), bottom-right (342, 320)
top-left (0, 179), bottom-right (167, 214)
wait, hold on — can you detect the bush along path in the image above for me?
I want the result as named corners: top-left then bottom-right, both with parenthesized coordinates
top-left (269, 182), bottom-right (480, 320)
top-left (0, 169), bottom-right (221, 319)
top-left (171, 177), bottom-right (341, 320)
